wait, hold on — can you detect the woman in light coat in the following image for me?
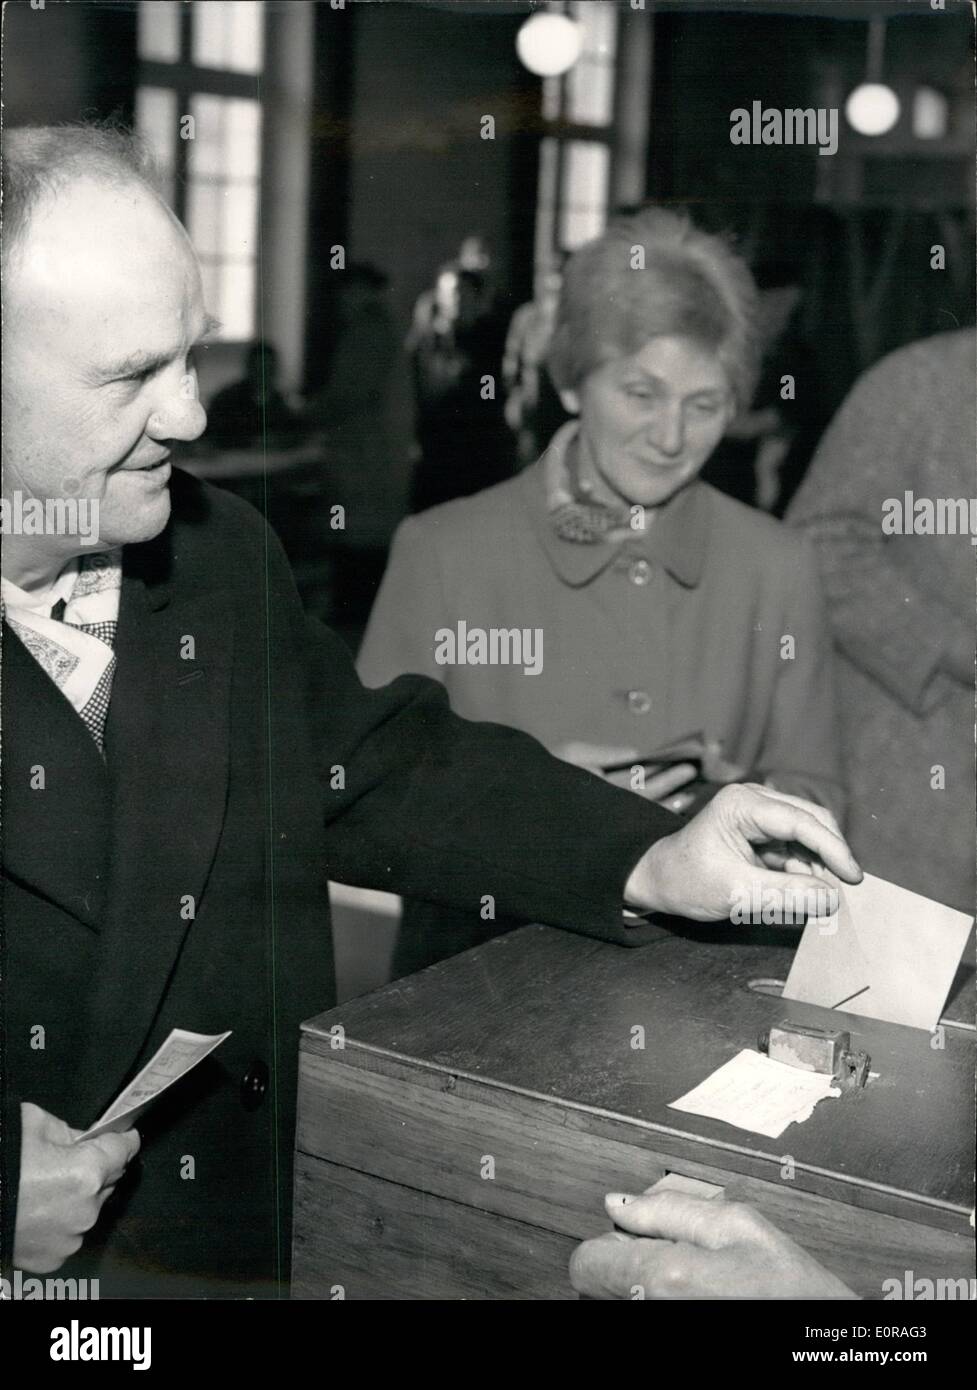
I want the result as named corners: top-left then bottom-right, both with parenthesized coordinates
top-left (360, 208), bottom-right (843, 972)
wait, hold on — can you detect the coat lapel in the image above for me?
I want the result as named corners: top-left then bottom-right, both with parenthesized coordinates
top-left (1, 623), bottom-right (110, 930)
top-left (76, 562), bottom-right (235, 1120)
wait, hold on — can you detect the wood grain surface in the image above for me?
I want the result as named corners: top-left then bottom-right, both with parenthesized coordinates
top-left (293, 1156), bottom-right (577, 1300)
top-left (294, 924), bottom-right (975, 1299)
top-left (300, 924), bottom-right (975, 1218)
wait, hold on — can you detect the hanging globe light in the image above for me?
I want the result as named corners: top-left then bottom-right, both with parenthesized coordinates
top-left (516, 12), bottom-right (583, 78)
top-left (845, 83), bottom-right (901, 137)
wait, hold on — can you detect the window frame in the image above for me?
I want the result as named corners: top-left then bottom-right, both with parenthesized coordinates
top-left (138, 6), bottom-right (266, 225)
top-left (534, 2), bottom-right (617, 272)
top-left (136, 3), bottom-right (266, 341)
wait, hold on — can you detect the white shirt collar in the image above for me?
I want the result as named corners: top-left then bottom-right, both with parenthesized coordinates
top-left (1, 560), bottom-right (80, 618)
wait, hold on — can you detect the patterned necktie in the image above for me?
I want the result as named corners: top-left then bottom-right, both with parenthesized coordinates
top-left (3, 552), bottom-right (122, 753)
top-left (51, 597), bottom-right (119, 749)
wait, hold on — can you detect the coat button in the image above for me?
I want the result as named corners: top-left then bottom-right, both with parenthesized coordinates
top-left (628, 689), bottom-right (652, 715)
top-left (241, 1060), bottom-right (269, 1112)
top-left (628, 559), bottom-right (652, 586)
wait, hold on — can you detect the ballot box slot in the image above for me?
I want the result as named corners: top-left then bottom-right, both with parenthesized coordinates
top-left (747, 977), bottom-right (786, 997)
top-left (745, 978), bottom-right (975, 1036)
top-left (938, 1018), bottom-right (976, 1034)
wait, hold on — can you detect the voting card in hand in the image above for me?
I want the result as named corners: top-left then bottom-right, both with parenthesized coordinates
top-left (78, 1029), bottom-right (232, 1141)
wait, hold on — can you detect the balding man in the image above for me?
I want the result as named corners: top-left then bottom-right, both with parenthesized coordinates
top-left (0, 125), bottom-right (860, 1298)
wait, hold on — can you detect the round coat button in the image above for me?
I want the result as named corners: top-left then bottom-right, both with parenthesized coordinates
top-left (627, 690), bottom-right (652, 715)
top-left (241, 1060), bottom-right (269, 1111)
top-left (628, 559), bottom-right (652, 586)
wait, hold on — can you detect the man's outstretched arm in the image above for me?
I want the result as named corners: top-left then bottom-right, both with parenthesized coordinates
top-left (304, 613), bottom-right (860, 940)
top-left (308, 613), bottom-right (678, 944)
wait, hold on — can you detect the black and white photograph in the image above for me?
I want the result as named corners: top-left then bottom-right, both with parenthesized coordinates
top-left (1, 0), bottom-right (975, 1356)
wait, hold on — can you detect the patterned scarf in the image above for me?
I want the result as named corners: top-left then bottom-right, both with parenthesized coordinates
top-left (544, 424), bottom-right (636, 543)
top-left (2, 550), bottom-right (123, 750)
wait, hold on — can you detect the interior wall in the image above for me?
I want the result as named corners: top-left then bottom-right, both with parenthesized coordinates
top-left (316, 0), bottom-right (539, 503)
top-left (648, 5), bottom-right (975, 419)
top-left (3, 0), bottom-right (137, 127)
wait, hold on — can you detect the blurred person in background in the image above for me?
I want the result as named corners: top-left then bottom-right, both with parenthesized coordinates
top-left (306, 264), bottom-right (398, 628)
top-left (309, 263), bottom-right (396, 444)
top-left (458, 233), bottom-right (492, 276)
top-left (186, 340), bottom-right (314, 590)
top-left (702, 281), bottom-right (825, 515)
top-left (503, 255), bottom-right (571, 466)
top-left (787, 330), bottom-right (976, 912)
top-left (409, 233), bottom-right (495, 339)
top-left (205, 340), bottom-right (304, 450)
top-left (360, 207), bottom-right (843, 975)
top-left (406, 261), bottom-right (513, 512)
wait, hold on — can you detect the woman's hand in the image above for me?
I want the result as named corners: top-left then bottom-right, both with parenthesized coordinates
top-left (629, 762), bottom-right (698, 813)
top-left (552, 742), bottom-right (699, 812)
top-left (699, 738), bottom-right (747, 786)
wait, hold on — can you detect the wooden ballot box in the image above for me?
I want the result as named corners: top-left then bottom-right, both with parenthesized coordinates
top-left (292, 924), bottom-right (975, 1300)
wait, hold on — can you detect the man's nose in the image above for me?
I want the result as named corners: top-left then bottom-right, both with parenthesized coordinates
top-left (146, 378), bottom-right (208, 443)
top-left (648, 403), bottom-right (684, 457)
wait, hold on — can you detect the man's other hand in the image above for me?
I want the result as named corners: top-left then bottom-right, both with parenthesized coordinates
top-left (624, 782), bottom-right (861, 922)
top-left (569, 1191), bottom-right (858, 1300)
top-left (13, 1103), bottom-right (141, 1274)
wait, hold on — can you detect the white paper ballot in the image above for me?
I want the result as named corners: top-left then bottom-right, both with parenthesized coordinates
top-left (669, 1049), bottom-right (841, 1139)
top-left (783, 873), bottom-right (973, 1031)
top-left (78, 1029), bottom-right (232, 1141)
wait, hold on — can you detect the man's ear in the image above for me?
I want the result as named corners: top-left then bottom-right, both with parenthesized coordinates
top-left (559, 388), bottom-right (581, 415)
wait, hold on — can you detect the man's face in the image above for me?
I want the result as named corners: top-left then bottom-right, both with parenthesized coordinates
top-left (570, 335), bottom-right (734, 508)
top-left (2, 176), bottom-right (212, 569)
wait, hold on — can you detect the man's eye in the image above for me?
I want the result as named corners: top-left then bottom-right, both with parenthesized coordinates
top-left (689, 398), bottom-right (721, 413)
top-left (118, 368), bottom-right (155, 386)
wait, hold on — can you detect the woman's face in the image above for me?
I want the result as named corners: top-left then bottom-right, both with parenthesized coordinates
top-left (570, 335), bottom-right (735, 508)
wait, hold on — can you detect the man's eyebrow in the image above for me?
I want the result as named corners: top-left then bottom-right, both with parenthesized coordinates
top-left (98, 347), bottom-right (175, 380)
top-left (97, 315), bottom-right (222, 380)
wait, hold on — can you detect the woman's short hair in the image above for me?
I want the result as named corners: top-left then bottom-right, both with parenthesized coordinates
top-left (547, 207), bottom-right (762, 408)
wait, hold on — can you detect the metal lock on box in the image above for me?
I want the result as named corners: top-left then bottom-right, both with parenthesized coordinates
top-left (757, 1022), bottom-right (871, 1088)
